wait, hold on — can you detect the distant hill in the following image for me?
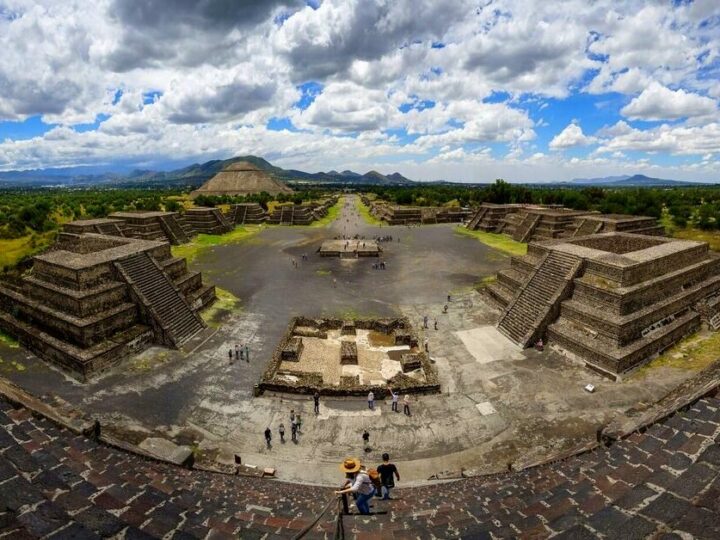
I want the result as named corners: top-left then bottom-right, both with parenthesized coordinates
top-left (569, 174), bottom-right (697, 187)
top-left (0, 156), bottom-right (415, 188)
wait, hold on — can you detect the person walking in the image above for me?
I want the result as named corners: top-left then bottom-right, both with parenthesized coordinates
top-left (434, 319), bottom-right (438, 331)
top-left (423, 315), bottom-right (428, 329)
top-left (239, 344), bottom-right (244, 361)
top-left (296, 413), bottom-right (302, 433)
top-left (362, 430), bottom-right (370, 450)
top-left (279, 423), bottom-right (285, 443)
top-left (388, 387), bottom-right (399, 413)
top-left (245, 344), bottom-right (249, 363)
top-left (264, 427), bottom-right (272, 448)
top-left (234, 344), bottom-right (239, 360)
top-left (291, 419), bottom-right (298, 442)
top-left (290, 409), bottom-right (295, 423)
top-left (228, 348), bottom-right (233, 363)
top-left (377, 453), bottom-right (400, 500)
top-left (313, 391), bottom-right (320, 414)
top-left (335, 459), bottom-right (375, 515)
top-left (367, 391), bottom-right (374, 410)
top-left (424, 338), bottom-right (429, 352)
top-left (403, 395), bottom-right (411, 416)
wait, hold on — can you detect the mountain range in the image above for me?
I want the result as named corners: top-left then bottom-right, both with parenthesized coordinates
top-left (0, 156), bottom-right (415, 188)
top-left (0, 156), bottom-right (709, 188)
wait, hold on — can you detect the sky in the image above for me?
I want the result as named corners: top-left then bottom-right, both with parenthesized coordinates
top-left (0, 0), bottom-right (719, 182)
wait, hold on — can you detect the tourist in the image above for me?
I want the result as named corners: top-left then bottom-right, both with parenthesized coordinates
top-left (279, 423), bottom-right (285, 443)
top-left (388, 387), bottom-right (399, 413)
top-left (264, 427), bottom-right (272, 448)
top-left (447, 294), bottom-right (452, 303)
top-left (535, 338), bottom-right (544, 352)
top-left (362, 429), bottom-right (370, 449)
top-left (290, 409), bottom-right (295, 423)
top-left (423, 315), bottom-right (428, 329)
top-left (335, 458), bottom-right (375, 515)
top-left (377, 453), bottom-right (400, 500)
top-left (234, 344), bottom-right (239, 359)
top-left (434, 319), bottom-right (438, 331)
top-left (313, 391), bottom-right (320, 414)
top-left (245, 344), bottom-right (249, 362)
top-left (424, 338), bottom-right (429, 352)
top-left (443, 304), bottom-right (448, 314)
top-left (367, 391), bottom-right (374, 410)
top-left (228, 348), bottom-right (233, 363)
top-left (291, 419), bottom-right (298, 442)
top-left (239, 344), bottom-right (244, 361)
top-left (296, 413), bottom-right (302, 432)
top-left (403, 395), bottom-right (411, 416)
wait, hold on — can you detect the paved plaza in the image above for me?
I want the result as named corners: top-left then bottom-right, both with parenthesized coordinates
top-left (0, 196), bottom-right (707, 485)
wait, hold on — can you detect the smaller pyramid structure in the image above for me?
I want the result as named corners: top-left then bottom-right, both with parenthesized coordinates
top-left (191, 161), bottom-right (293, 198)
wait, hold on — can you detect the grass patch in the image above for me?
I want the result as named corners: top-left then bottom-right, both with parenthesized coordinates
top-left (172, 225), bottom-right (263, 263)
top-left (629, 329), bottom-right (720, 380)
top-left (201, 287), bottom-right (242, 328)
top-left (0, 329), bottom-right (18, 348)
top-left (454, 226), bottom-right (527, 257)
top-left (356, 197), bottom-right (384, 226)
top-left (474, 275), bottom-right (497, 290)
top-left (306, 197), bottom-right (344, 228)
top-left (672, 228), bottom-right (720, 252)
top-left (0, 231), bottom-right (57, 270)
top-left (315, 268), bottom-right (332, 276)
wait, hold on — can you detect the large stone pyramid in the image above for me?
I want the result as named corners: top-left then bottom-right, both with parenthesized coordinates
top-left (191, 161), bottom-right (293, 198)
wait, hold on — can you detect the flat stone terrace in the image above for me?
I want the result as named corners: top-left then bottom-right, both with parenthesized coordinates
top-left (1, 392), bottom-right (719, 538)
top-left (318, 239), bottom-right (381, 257)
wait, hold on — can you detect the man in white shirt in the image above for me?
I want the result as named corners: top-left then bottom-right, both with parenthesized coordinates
top-left (335, 458), bottom-right (375, 515)
top-left (367, 390), bottom-right (374, 410)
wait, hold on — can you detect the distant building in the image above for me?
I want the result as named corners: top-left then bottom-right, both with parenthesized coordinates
top-left (190, 161), bottom-right (293, 198)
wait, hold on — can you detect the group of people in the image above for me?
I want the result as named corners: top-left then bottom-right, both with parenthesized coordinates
top-left (368, 387), bottom-right (412, 416)
top-left (335, 454), bottom-right (401, 514)
top-left (374, 234), bottom-right (393, 243)
top-left (265, 408), bottom-right (303, 447)
top-left (228, 344), bottom-right (249, 363)
top-left (371, 260), bottom-right (387, 270)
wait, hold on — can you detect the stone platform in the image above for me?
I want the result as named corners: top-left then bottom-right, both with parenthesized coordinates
top-left (318, 239), bottom-right (381, 257)
top-left (488, 232), bottom-right (720, 376)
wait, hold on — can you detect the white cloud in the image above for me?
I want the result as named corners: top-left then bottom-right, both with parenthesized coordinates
top-left (549, 123), bottom-right (595, 150)
top-left (621, 82), bottom-right (718, 121)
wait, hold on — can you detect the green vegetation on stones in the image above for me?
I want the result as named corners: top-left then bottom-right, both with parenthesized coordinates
top-left (629, 330), bottom-right (720, 379)
top-left (454, 226), bottom-right (527, 257)
top-left (307, 196), bottom-right (344, 228)
top-left (356, 196), bottom-right (384, 226)
top-left (201, 287), bottom-right (242, 328)
top-left (0, 329), bottom-right (19, 348)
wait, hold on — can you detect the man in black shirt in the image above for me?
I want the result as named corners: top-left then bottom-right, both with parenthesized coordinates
top-left (377, 453), bottom-right (400, 500)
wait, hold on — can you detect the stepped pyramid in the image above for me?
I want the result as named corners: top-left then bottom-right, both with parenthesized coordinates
top-left (191, 161), bottom-right (293, 198)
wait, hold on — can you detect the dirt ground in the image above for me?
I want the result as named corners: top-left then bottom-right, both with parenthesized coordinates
top-left (0, 196), bottom-right (708, 485)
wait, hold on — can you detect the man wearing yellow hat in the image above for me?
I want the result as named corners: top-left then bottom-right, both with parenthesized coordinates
top-left (335, 458), bottom-right (375, 515)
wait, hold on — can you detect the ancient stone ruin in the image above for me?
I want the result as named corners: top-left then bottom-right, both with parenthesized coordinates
top-left (467, 204), bottom-right (664, 241)
top-left (364, 198), bottom-right (470, 225)
top-left (318, 239), bottom-right (381, 258)
top-left (266, 198), bottom-right (338, 225)
top-left (225, 203), bottom-right (268, 225)
top-left (0, 233), bottom-right (215, 380)
top-left (190, 160), bottom-right (293, 198)
top-left (260, 317), bottom-right (440, 395)
top-left (102, 211), bottom-right (190, 245)
top-left (181, 207), bottom-right (233, 235)
top-left (486, 232), bottom-right (720, 378)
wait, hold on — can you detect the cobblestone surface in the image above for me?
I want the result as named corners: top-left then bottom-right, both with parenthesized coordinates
top-left (1, 394), bottom-right (719, 538)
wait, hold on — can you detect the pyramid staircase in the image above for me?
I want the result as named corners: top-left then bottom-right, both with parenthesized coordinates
top-left (513, 213), bottom-right (540, 243)
top-left (498, 251), bottom-right (582, 347)
top-left (115, 253), bottom-right (204, 347)
top-left (93, 222), bottom-right (124, 237)
top-left (158, 214), bottom-right (189, 245)
top-left (573, 218), bottom-right (603, 237)
top-left (466, 206), bottom-right (488, 230)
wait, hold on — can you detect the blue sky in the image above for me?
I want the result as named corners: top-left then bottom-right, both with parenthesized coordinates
top-left (0, 1), bottom-right (719, 182)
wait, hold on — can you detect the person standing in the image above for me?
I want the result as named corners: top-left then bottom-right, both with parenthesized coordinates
top-left (291, 419), bottom-right (298, 442)
top-left (245, 344), bottom-right (249, 363)
top-left (423, 315), bottom-right (428, 329)
top-left (228, 348), bottom-right (233, 363)
top-left (296, 413), bottom-right (302, 433)
top-left (434, 319), bottom-right (438, 331)
top-left (388, 387), bottom-right (399, 413)
top-left (279, 423), bottom-right (285, 443)
top-left (362, 429), bottom-right (370, 450)
top-left (234, 344), bottom-right (239, 360)
top-left (264, 427), bottom-right (272, 448)
top-left (377, 453), bottom-right (400, 500)
top-left (403, 395), bottom-right (411, 416)
top-left (313, 391), bottom-right (320, 414)
top-left (335, 459), bottom-right (375, 515)
top-left (367, 391), bottom-right (374, 410)
top-left (239, 344), bottom-right (244, 361)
